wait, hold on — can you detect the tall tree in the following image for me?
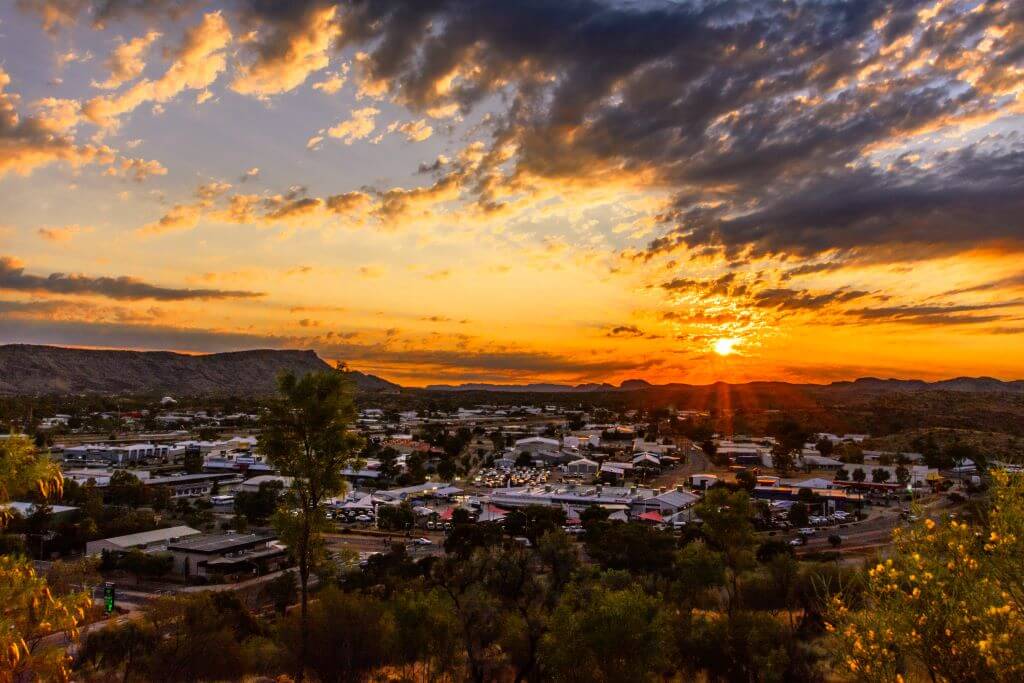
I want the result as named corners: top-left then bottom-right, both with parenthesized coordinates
top-left (260, 369), bottom-right (362, 681)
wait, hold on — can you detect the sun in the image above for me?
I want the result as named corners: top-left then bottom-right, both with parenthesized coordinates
top-left (712, 337), bottom-right (740, 356)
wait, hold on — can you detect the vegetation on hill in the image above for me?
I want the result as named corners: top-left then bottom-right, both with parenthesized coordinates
top-left (0, 344), bottom-right (398, 396)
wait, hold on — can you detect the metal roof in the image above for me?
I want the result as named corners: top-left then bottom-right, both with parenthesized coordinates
top-left (168, 533), bottom-right (275, 554)
top-left (98, 525), bottom-right (201, 548)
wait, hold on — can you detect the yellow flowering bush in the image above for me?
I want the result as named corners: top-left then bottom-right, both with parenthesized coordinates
top-left (1, 436), bottom-right (90, 682)
top-left (827, 470), bottom-right (1024, 681)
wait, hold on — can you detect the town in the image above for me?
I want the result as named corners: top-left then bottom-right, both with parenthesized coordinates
top-left (3, 370), bottom-right (1017, 681)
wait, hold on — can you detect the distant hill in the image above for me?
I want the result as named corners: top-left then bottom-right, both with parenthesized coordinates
top-left (423, 380), bottom-right (648, 393)
top-left (0, 345), bottom-right (400, 396)
top-left (424, 376), bottom-right (1024, 395)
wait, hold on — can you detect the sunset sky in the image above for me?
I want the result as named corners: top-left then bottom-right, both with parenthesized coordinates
top-left (1, 0), bottom-right (1022, 386)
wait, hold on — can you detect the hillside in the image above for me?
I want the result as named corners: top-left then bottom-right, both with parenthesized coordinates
top-left (0, 345), bottom-right (399, 396)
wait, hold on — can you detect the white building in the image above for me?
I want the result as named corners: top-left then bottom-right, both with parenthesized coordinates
top-left (86, 525), bottom-right (200, 556)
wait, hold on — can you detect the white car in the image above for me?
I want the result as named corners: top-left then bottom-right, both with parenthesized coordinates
top-left (411, 537), bottom-right (433, 546)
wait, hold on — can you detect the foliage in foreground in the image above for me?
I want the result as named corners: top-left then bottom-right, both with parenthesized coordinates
top-left (829, 469), bottom-right (1024, 681)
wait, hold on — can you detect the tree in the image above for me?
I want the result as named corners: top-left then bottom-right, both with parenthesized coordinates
top-left (77, 620), bottom-right (157, 683)
top-left (768, 418), bottom-right (807, 474)
top-left (697, 488), bottom-right (758, 615)
top-left (542, 584), bottom-right (672, 683)
top-left (504, 504), bottom-right (567, 544)
top-left (118, 550), bottom-right (172, 583)
top-left (1, 435), bottom-right (91, 682)
top-left (584, 522), bottom-right (678, 576)
top-left (106, 470), bottom-right (147, 507)
top-left (815, 438), bottom-right (834, 457)
top-left (871, 468), bottom-right (891, 484)
top-left (700, 439), bottom-right (717, 461)
top-left (735, 469), bottom-right (757, 491)
top-left (278, 587), bottom-right (395, 683)
top-left (895, 465), bottom-right (911, 487)
top-left (828, 470), bottom-right (1024, 681)
top-left (182, 447), bottom-right (203, 474)
top-left (79, 592), bottom-right (260, 682)
top-left (851, 467), bottom-right (867, 483)
top-left (377, 501), bottom-right (415, 531)
top-left (788, 502), bottom-right (810, 528)
top-left (234, 479), bottom-right (283, 523)
top-left (261, 369), bottom-right (363, 681)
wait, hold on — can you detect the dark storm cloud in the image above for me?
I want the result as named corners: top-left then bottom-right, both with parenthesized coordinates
top-left (20, 0), bottom-right (1024, 260)
top-left (649, 144), bottom-right (1024, 259)
top-left (751, 288), bottom-right (873, 311)
top-left (844, 300), bottom-right (1024, 326)
top-left (0, 256), bottom-right (263, 301)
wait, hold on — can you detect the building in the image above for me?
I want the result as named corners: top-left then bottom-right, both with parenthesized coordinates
top-left (599, 461), bottom-right (633, 481)
top-left (373, 482), bottom-right (457, 503)
top-left (751, 485), bottom-right (864, 512)
top-left (85, 525), bottom-right (201, 556)
top-left (240, 475), bottom-right (294, 493)
top-left (62, 442), bottom-right (180, 465)
top-left (799, 454), bottom-right (846, 471)
top-left (144, 472), bottom-right (240, 498)
top-left (789, 477), bottom-right (836, 489)
top-left (488, 483), bottom-right (699, 520)
top-left (631, 439), bottom-right (677, 455)
top-left (167, 533), bottom-right (287, 579)
top-left (837, 464), bottom-right (935, 486)
top-left (513, 436), bottom-right (561, 456)
top-left (202, 449), bottom-right (275, 475)
top-left (565, 458), bottom-right (599, 476)
top-left (3, 501), bottom-right (79, 523)
top-left (689, 473), bottom-right (719, 490)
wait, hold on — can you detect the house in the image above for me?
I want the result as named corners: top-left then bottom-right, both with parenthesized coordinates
top-left (565, 458), bottom-right (599, 476)
top-left (631, 452), bottom-right (662, 470)
top-left (690, 473), bottom-right (719, 490)
top-left (631, 439), bottom-right (677, 455)
top-left (167, 533), bottom-right (287, 579)
top-left (799, 454), bottom-right (845, 471)
top-left (600, 461), bottom-right (633, 481)
top-left (635, 487), bottom-right (701, 516)
top-left (86, 525), bottom-right (201, 556)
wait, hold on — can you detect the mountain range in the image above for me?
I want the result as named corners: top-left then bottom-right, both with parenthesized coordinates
top-left (0, 345), bottom-right (399, 396)
top-left (425, 376), bottom-right (1024, 394)
top-left (1, 344), bottom-right (1022, 397)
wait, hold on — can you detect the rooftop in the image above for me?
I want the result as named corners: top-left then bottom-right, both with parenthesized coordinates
top-left (97, 525), bottom-right (201, 549)
top-left (168, 533), bottom-right (275, 554)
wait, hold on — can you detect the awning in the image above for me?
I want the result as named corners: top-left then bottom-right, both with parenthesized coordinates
top-left (638, 511), bottom-right (664, 523)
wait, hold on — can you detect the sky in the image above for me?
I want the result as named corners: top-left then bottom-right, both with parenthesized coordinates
top-left (0, 0), bottom-right (1022, 387)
